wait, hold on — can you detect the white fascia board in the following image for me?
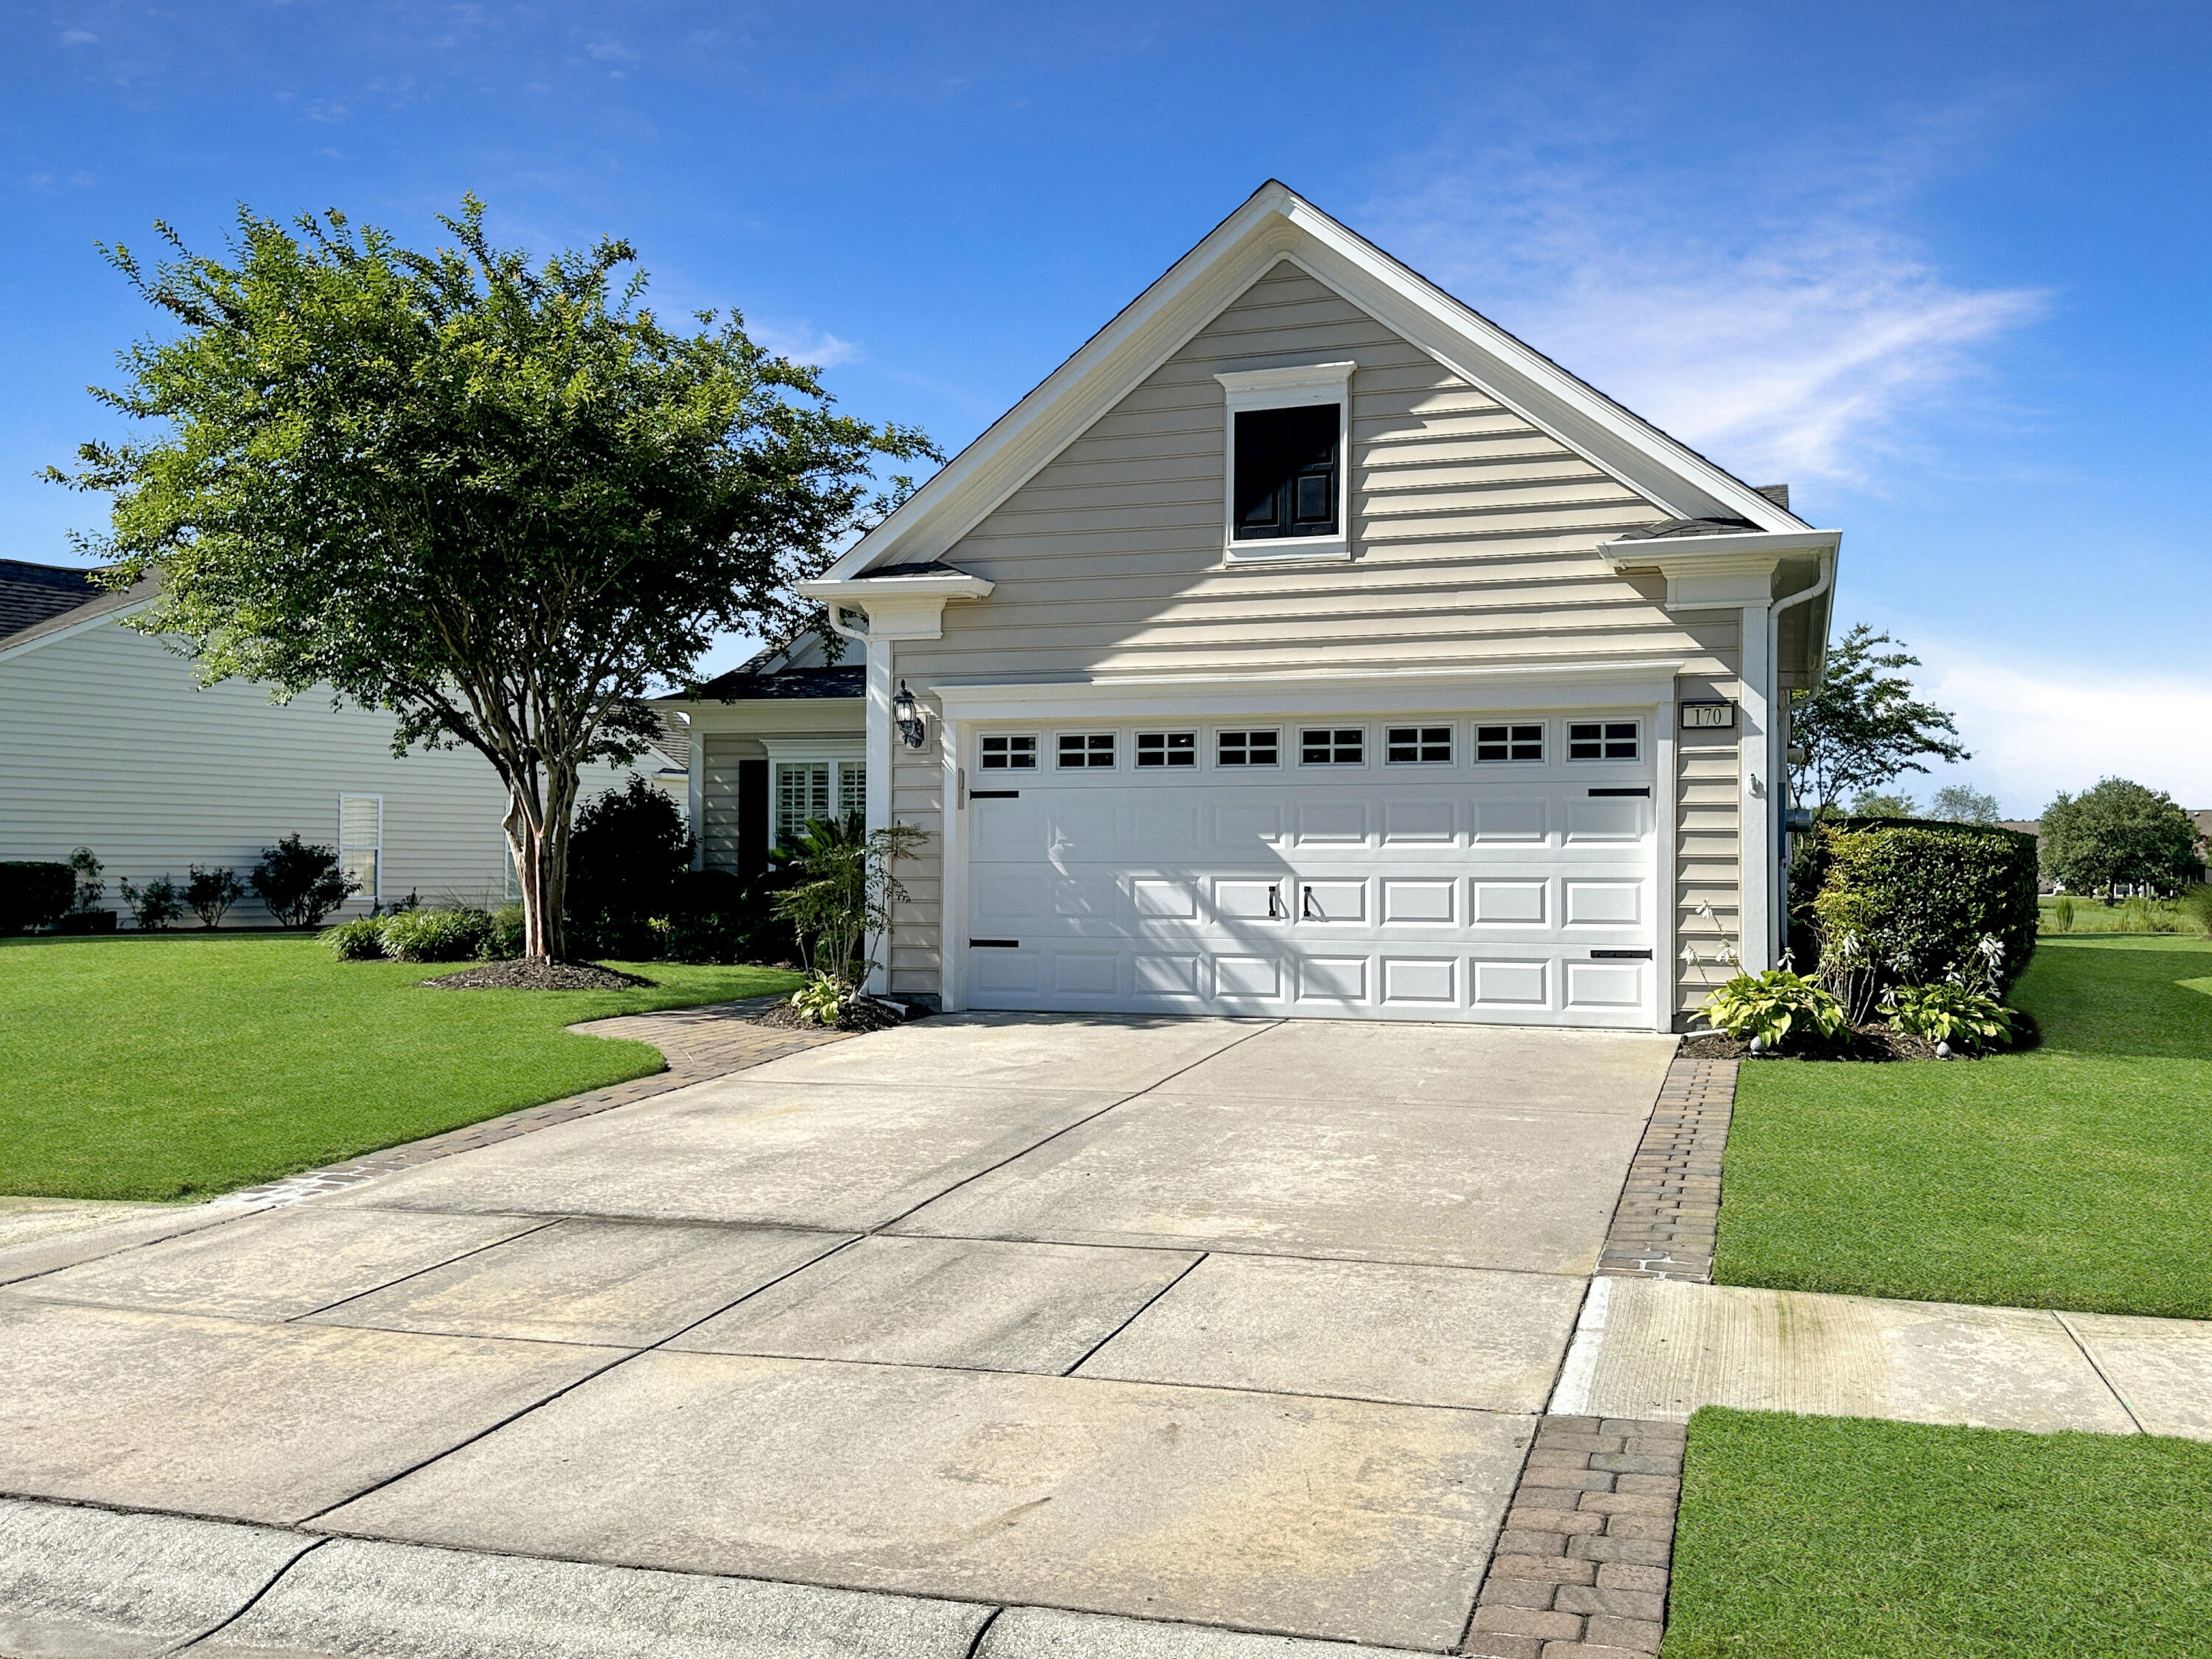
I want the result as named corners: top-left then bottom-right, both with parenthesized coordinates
top-left (931, 660), bottom-right (1687, 725)
top-left (761, 735), bottom-right (867, 762)
top-left (1601, 529), bottom-right (1841, 563)
top-left (825, 181), bottom-right (1813, 579)
top-left (796, 573), bottom-right (995, 602)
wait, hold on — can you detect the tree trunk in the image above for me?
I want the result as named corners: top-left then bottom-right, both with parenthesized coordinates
top-left (503, 762), bottom-right (579, 961)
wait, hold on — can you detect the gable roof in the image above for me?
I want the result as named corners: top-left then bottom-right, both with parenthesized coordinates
top-left (826, 181), bottom-right (1812, 580)
top-left (0, 560), bottom-right (104, 645)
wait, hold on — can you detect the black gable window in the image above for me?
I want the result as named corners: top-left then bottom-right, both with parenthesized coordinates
top-left (1233, 406), bottom-right (1339, 540)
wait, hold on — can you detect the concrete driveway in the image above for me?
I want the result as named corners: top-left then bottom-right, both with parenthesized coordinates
top-left (0, 1015), bottom-right (1675, 1656)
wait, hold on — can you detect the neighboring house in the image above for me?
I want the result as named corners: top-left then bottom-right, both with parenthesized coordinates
top-left (661, 183), bottom-right (1839, 1032)
top-left (0, 559), bottom-right (667, 926)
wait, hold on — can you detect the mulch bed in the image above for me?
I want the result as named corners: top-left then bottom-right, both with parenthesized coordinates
top-left (421, 960), bottom-right (656, 992)
top-left (753, 995), bottom-right (913, 1034)
top-left (1682, 1024), bottom-right (1950, 1062)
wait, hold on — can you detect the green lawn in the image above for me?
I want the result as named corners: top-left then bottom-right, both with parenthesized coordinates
top-left (0, 933), bottom-right (799, 1201)
top-left (1663, 1408), bottom-right (2212, 1658)
top-left (1713, 936), bottom-right (2212, 1318)
top-left (2039, 896), bottom-right (2199, 935)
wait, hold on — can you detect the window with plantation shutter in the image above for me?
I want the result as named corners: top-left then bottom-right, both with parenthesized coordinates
top-left (838, 762), bottom-right (866, 824)
top-left (338, 794), bottom-right (381, 904)
top-left (774, 762), bottom-right (832, 846)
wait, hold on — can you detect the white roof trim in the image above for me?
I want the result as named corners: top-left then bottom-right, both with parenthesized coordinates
top-left (0, 585), bottom-right (147, 665)
top-left (826, 181), bottom-right (1809, 580)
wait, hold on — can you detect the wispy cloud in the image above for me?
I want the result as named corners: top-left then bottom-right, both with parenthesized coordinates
top-left (1363, 151), bottom-right (2048, 486)
top-left (1908, 639), bottom-right (2212, 816)
top-left (58, 29), bottom-right (97, 46)
top-left (751, 322), bottom-right (861, 370)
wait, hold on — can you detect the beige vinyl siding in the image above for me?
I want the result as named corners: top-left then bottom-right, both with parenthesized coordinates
top-left (883, 260), bottom-right (1745, 997)
top-left (699, 735), bottom-right (763, 871)
top-left (1675, 720), bottom-right (1745, 1017)
top-left (1, 617), bottom-right (641, 923)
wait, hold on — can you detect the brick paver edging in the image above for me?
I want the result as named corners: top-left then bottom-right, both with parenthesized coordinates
top-left (218, 997), bottom-right (849, 1207)
top-left (1462, 1413), bottom-right (1685, 1658)
top-left (1596, 1054), bottom-right (1738, 1281)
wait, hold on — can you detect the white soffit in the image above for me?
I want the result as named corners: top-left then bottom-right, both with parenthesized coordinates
top-left (824, 180), bottom-right (1810, 579)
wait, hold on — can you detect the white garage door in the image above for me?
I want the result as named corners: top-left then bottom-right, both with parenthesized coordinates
top-left (959, 716), bottom-right (1658, 1028)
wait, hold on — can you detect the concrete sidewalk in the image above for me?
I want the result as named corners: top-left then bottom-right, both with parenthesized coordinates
top-left (1551, 1274), bottom-right (2212, 1439)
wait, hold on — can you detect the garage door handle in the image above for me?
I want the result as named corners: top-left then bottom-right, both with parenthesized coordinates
top-left (1301, 886), bottom-right (1319, 920)
top-left (1267, 884), bottom-right (1281, 919)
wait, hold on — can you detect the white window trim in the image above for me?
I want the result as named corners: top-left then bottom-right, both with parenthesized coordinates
top-left (1565, 717), bottom-right (1644, 763)
top-left (1472, 720), bottom-right (1550, 765)
top-left (1133, 729), bottom-right (1200, 768)
top-left (1214, 360), bottom-right (1356, 566)
top-left (338, 793), bottom-right (383, 906)
top-left (1054, 731), bottom-right (1120, 771)
top-left (1296, 724), bottom-right (1369, 768)
top-left (1213, 726), bottom-right (1284, 768)
top-left (975, 731), bottom-right (1040, 771)
top-left (1382, 723), bottom-right (1456, 767)
top-left (766, 744), bottom-right (867, 844)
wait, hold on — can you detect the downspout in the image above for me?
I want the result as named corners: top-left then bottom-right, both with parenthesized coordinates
top-left (1766, 549), bottom-right (1837, 964)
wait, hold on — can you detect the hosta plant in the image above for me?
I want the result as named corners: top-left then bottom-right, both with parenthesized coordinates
top-left (789, 970), bottom-right (847, 1028)
top-left (1884, 981), bottom-right (2014, 1052)
top-left (1700, 970), bottom-right (1848, 1052)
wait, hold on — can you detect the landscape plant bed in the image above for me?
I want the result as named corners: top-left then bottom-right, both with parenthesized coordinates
top-left (1712, 936), bottom-right (2212, 1318)
top-left (1680, 1024), bottom-right (1941, 1062)
top-left (1664, 1406), bottom-right (2212, 1658)
top-left (422, 959), bottom-right (655, 992)
top-left (753, 994), bottom-right (912, 1034)
top-left (0, 932), bottom-right (800, 1200)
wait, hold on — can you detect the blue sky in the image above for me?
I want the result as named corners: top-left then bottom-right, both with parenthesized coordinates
top-left (5, 1), bottom-right (2207, 815)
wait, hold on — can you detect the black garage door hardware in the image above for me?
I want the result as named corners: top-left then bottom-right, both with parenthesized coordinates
top-left (1587, 786), bottom-right (1651, 797)
top-left (1590, 948), bottom-right (1654, 959)
top-left (969, 790), bottom-right (1020, 799)
top-left (969, 939), bottom-right (1020, 949)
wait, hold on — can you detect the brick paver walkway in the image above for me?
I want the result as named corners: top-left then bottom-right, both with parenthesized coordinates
top-left (1462, 1413), bottom-right (1685, 1658)
top-left (1596, 1054), bottom-right (1736, 1281)
top-left (218, 998), bottom-right (849, 1208)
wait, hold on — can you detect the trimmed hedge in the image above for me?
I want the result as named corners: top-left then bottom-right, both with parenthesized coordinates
top-left (1798, 817), bottom-right (2039, 993)
top-left (0, 862), bottom-right (74, 933)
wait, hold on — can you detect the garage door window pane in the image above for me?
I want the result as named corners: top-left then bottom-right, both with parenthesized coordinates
top-left (1135, 731), bottom-right (1197, 768)
top-left (1385, 726), bottom-right (1453, 764)
top-left (1300, 728), bottom-right (1364, 765)
top-left (1217, 729), bottom-right (1279, 767)
top-left (1568, 721), bottom-right (1640, 761)
top-left (1476, 723), bottom-right (1545, 762)
top-left (979, 734), bottom-right (1036, 770)
top-left (1057, 732), bottom-right (1116, 768)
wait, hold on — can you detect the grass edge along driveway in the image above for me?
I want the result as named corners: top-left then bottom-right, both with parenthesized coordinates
top-left (1713, 936), bottom-right (2212, 1319)
top-left (1, 932), bottom-right (800, 1201)
top-left (1662, 1406), bottom-right (2212, 1659)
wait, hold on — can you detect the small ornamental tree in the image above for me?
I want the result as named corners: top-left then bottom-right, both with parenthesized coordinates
top-left (48, 198), bottom-right (934, 961)
top-left (2041, 778), bottom-right (2202, 897)
top-left (184, 864), bottom-right (247, 928)
top-left (1788, 625), bottom-right (1969, 814)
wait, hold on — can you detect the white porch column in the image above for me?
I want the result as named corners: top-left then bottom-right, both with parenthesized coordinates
top-left (864, 636), bottom-right (894, 994)
top-left (685, 712), bottom-right (705, 871)
top-left (1738, 602), bottom-right (1775, 973)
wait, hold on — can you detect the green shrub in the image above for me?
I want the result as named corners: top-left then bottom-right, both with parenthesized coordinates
top-left (1884, 981), bottom-right (2014, 1051)
top-left (486, 904), bottom-right (526, 960)
top-left (0, 861), bottom-right (74, 933)
top-left (378, 907), bottom-right (493, 962)
top-left (2050, 894), bottom-right (2075, 933)
top-left (787, 970), bottom-right (846, 1027)
top-left (251, 834), bottom-right (357, 929)
top-left (1700, 970), bottom-right (1848, 1051)
top-left (119, 874), bottom-right (185, 931)
top-left (2181, 885), bottom-right (2212, 939)
top-left (1804, 820), bottom-right (2039, 995)
top-left (185, 865), bottom-right (247, 928)
top-left (568, 777), bottom-right (693, 946)
top-left (322, 917), bottom-right (388, 961)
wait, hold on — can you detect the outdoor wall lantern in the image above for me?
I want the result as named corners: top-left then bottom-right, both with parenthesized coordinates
top-left (894, 681), bottom-right (928, 751)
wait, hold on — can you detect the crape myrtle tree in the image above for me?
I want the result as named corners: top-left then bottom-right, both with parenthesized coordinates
top-left (48, 198), bottom-right (935, 961)
top-left (1787, 625), bottom-right (1969, 815)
